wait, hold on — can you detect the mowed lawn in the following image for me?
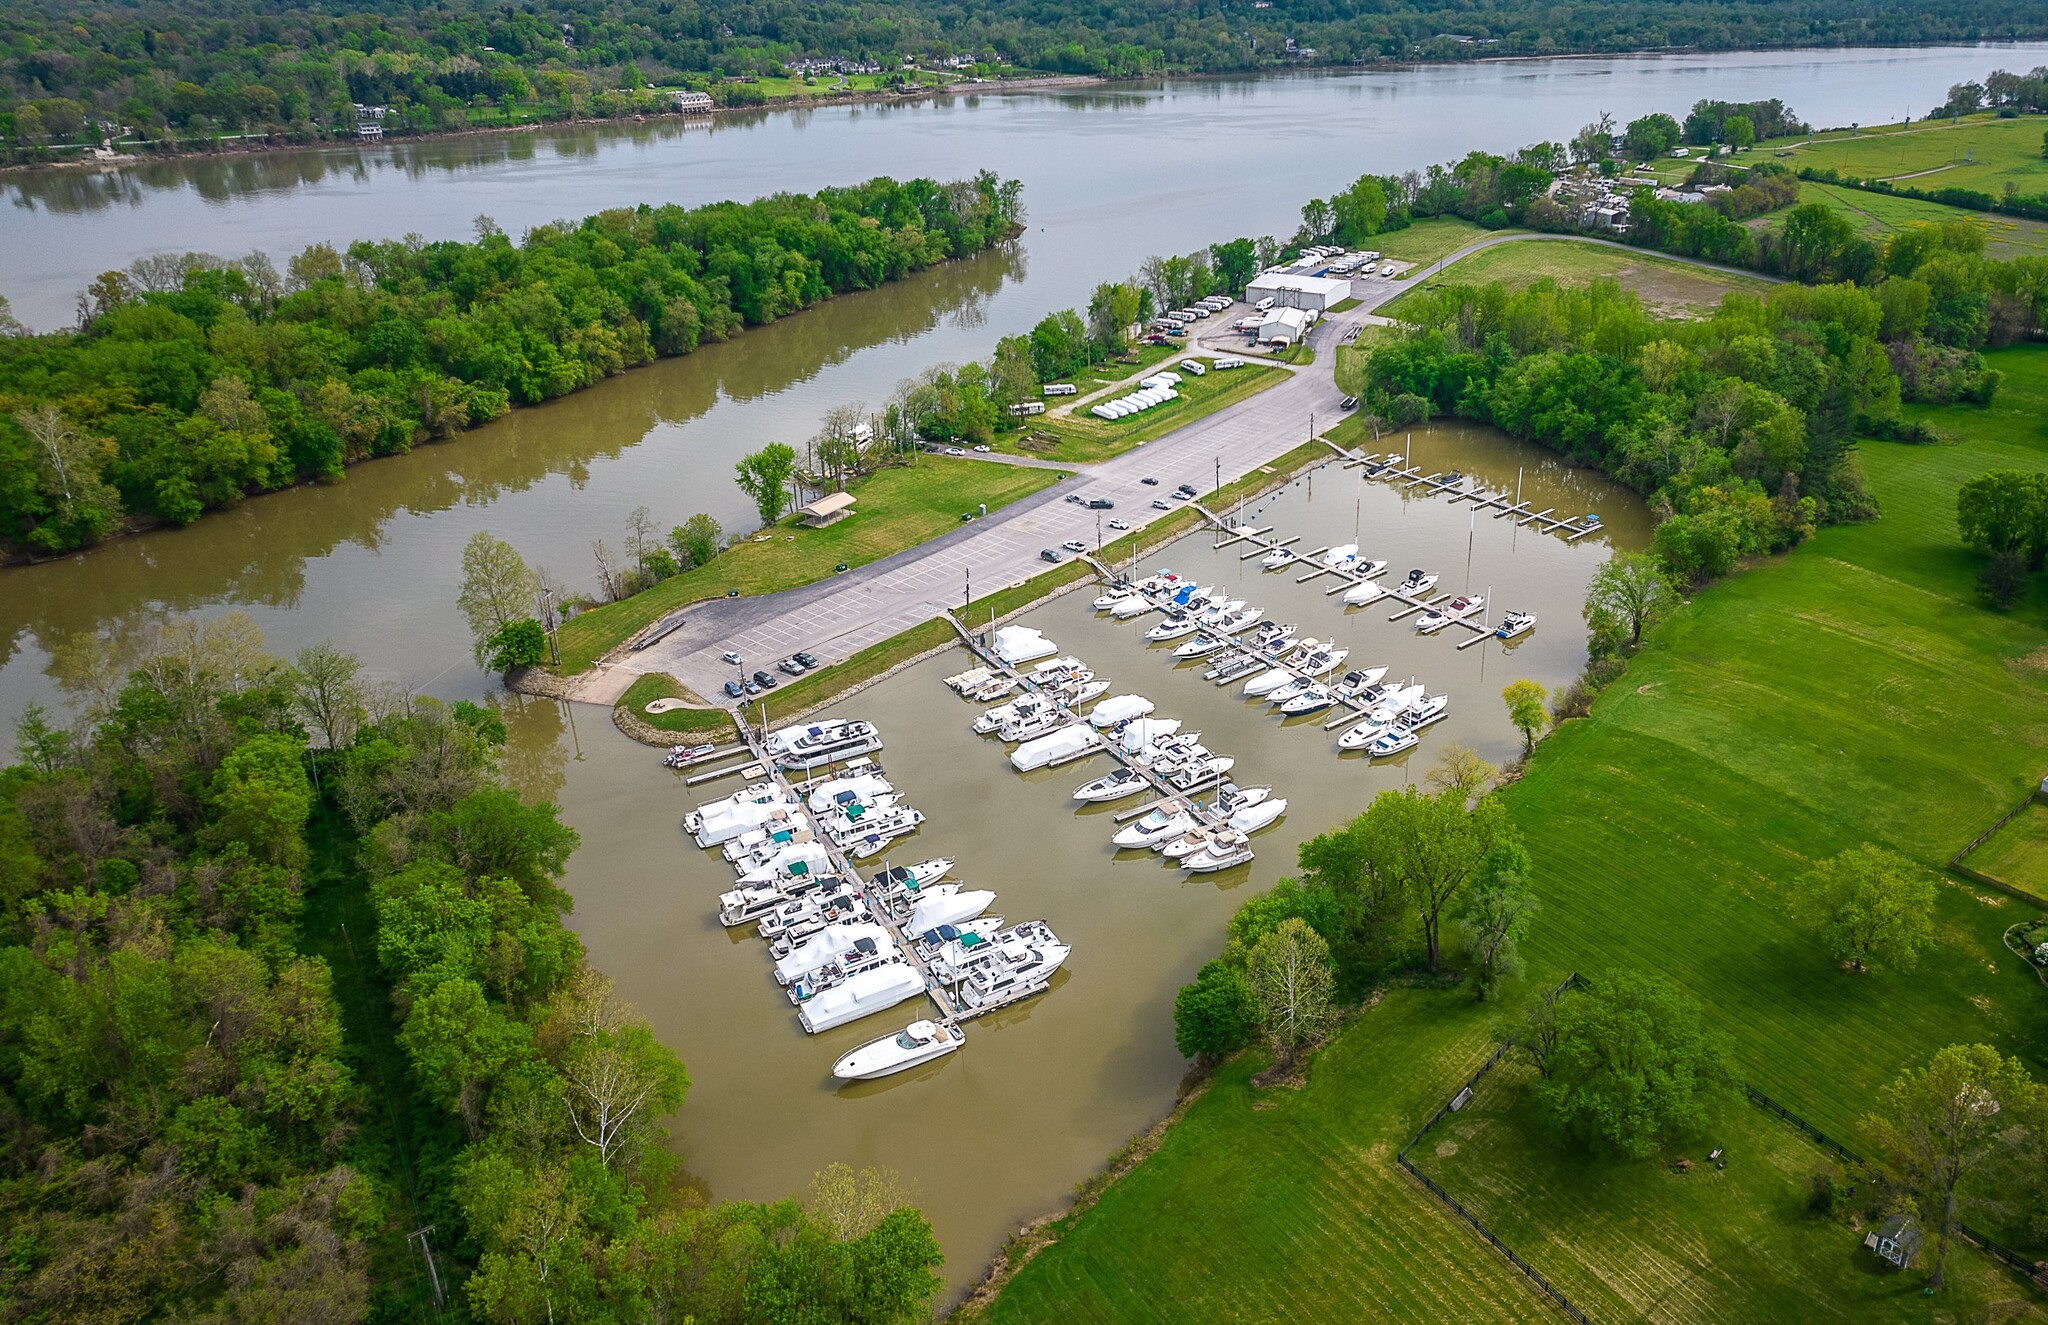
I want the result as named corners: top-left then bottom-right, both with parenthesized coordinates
top-left (555, 456), bottom-right (1058, 671)
top-left (974, 989), bottom-right (1556, 1325)
top-left (1383, 239), bottom-right (1772, 318)
top-left (979, 351), bottom-right (2048, 1321)
top-left (1965, 803), bottom-right (2048, 895)
top-left (1771, 114), bottom-right (2048, 194)
top-left (1012, 361), bottom-right (1287, 464)
top-left (1416, 1065), bottom-right (2045, 1324)
top-left (1774, 181), bottom-right (2048, 259)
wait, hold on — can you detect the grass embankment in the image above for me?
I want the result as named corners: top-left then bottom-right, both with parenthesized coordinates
top-left (1381, 239), bottom-right (1772, 319)
top-left (1962, 802), bottom-right (2048, 895)
top-left (1415, 1064), bottom-right (2038, 1323)
top-left (556, 457), bottom-right (1059, 673)
top-left (979, 351), bottom-right (2048, 1319)
top-left (1775, 180), bottom-right (2048, 259)
top-left (1765, 112), bottom-right (2048, 195)
top-left (615, 673), bottom-right (736, 739)
top-left (1004, 362), bottom-right (1286, 465)
top-left (1374, 216), bottom-right (1500, 272)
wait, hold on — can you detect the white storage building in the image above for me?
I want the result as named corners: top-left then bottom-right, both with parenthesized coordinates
top-left (1244, 272), bottom-right (1352, 313)
top-left (1253, 306), bottom-right (1313, 346)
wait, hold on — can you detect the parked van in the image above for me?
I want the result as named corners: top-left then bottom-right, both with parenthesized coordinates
top-left (1043, 383), bottom-right (1078, 396)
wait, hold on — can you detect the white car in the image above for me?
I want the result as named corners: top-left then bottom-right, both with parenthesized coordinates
top-left (973, 445), bottom-right (991, 453)
top-left (1108, 519), bottom-right (1129, 531)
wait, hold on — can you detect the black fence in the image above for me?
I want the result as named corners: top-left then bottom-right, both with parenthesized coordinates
top-left (1396, 973), bottom-right (1593, 1324)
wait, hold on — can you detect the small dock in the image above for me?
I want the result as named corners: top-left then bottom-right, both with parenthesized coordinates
top-left (1335, 451), bottom-right (1603, 542)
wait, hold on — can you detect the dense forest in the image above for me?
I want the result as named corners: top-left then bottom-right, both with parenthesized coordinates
top-left (0, 0), bottom-right (2041, 151)
top-left (0, 617), bottom-right (946, 1321)
top-left (0, 171), bottom-right (1022, 555)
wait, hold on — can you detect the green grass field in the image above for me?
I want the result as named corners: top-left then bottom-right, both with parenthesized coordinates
top-left (1383, 239), bottom-right (1771, 318)
top-left (1003, 361), bottom-right (1286, 464)
top-left (1416, 1064), bottom-right (2042, 1324)
top-left (1963, 803), bottom-right (2048, 895)
top-left (978, 349), bottom-right (2048, 1320)
top-left (1772, 181), bottom-right (2048, 259)
top-left (1767, 113), bottom-right (2048, 194)
top-left (614, 673), bottom-right (736, 739)
top-left (1374, 216), bottom-right (1501, 272)
top-left (555, 457), bottom-right (1058, 673)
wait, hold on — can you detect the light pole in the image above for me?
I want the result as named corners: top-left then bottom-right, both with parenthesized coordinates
top-left (964, 567), bottom-right (971, 612)
top-left (1214, 454), bottom-right (1221, 497)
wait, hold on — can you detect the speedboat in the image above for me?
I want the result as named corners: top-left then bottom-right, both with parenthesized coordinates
top-left (1279, 685), bottom-right (1336, 716)
top-left (1301, 647), bottom-right (1349, 677)
top-left (1320, 543), bottom-right (1359, 567)
top-left (1093, 585), bottom-right (1141, 611)
top-left (1241, 667), bottom-right (1294, 698)
top-left (663, 742), bottom-right (716, 768)
top-left (833, 1019), bottom-right (966, 1080)
top-left (870, 858), bottom-right (954, 895)
top-left (1417, 594), bottom-right (1484, 634)
top-left (1075, 767), bottom-right (1149, 802)
top-left (1184, 833), bottom-right (1255, 872)
top-left (1161, 827), bottom-right (1230, 860)
top-left (1249, 622), bottom-right (1298, 651)
top-left (1228, 798), bottom-right (1288, 834)
top-left (1343, 579), bottom-right (1387, 607)
top-left (1064, 679), bottom-right (1112, 706)
top-left (1334, 666), bottom-right (1390, 699)
top-left (1260, 546), bottom-right (1298, 570)
top-left (1113, 803), bottom-right (1194, 849)
top-left (1396, 568), bottom-right (1440, 597)
top-left (1145, 613), bottom-right (1202, 642)
top-left (1496, 610), bottom-right (1536, 640)
top-left (1369, 727), bottom-right (1420, 757)
top-left (1208, 607), bottom-right (1264, 636)
top-left (1356, 559), bottom-right (1390, 579)
top-left (1267, 676), bottom-right (1316, 707)
top-left (1174, 633), bottom-right (1230, 660)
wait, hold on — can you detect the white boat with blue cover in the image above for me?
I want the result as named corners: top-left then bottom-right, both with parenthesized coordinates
top-left (1496, 610), bottom-right (1536, 640)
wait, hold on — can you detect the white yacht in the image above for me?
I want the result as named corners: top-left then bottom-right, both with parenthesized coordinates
top-left (1496, 610), bottom-right (1536, 640)
top-left (1267, 675), bottom-right (1316, 706)
top-left (1336, 684), bottom-right (1426, 749)
top-left (833, 1019), bottom-right (966, 1080)
top-left (767, 719), bottom-right (883, 772)
top-left (691, 794), bottom-right (799, 848)
top-left (955, 931), bottom-right (1071, 1011)
top-left (1074, 767), bottom-right (1149, 802)
top-left (1320, 543), bottom-right (1359, 567)
top-left (1211, 607), bottom-right (1264, 635)
top-left (1109, 594), bottom-right (1157, 619)
top-left (1260, 546), bottom-right (1298, 570)
top-left (1089, 695), bottom-right (1156, 729)
top-left (1214, 783), bottom-right (1272, 815)
top-left (1062, 678), bottom-right (1113, 706)
top-left (1229, 798), bottom-right (1288, 833)
top-left (1369, 727), bottom-right (1420, 757)
top-left (786, 935), bottom-right (900, 1003)
top-left (906, 885), bottom-right (997, 934)
top-left (736, 841), bottom-right (832, 886)
top-left (1300, 646), bottom-right (1349, 677)
top-left (929, 919), bottom-right (1062, 983)
top-left (1010, 724), bottom-right (1103, 771)
top-left (835, 807), bottom-right (928, 860)
top-left (718, 873), bottom-right (824, 928)
top-left (684, 781), bottom-right (783, 834)
top-left (1196, 597), bottom-right (1247, 625)
top-left (1343, 579), bottom-right (1388, 607)
top-left (1160, 827), bottom-right (1220, 860)
top-left (1279, 685), bottom-right (1336, 716)
top-left (1093, 585), bottom-right (1141, 611)
top-left (1333, 666), bottom-right (1391, 699)
top-left (722, 816), bottom-right (813, 864)
top-left (797, 963), bottom-right (926, 1034)
top-left (1356, 559), bottom-right (1390, 579)
top-left (1117, 717), bottom-right (1184, 752)
top-left (1395, 568), bottom-right (1440, 597)
top-left (814, 795), bottom-right (904, 840)
top-left (1145, 613), bottom-right (1202, 642)
top-left (1113, 803), bottom-right (1194, 849)
top-left (1183, 833), bottom-right (1255, 872)
top-left (1173, 633), bottom-right (1230, 660)
top-left (774, 922), bottom-right (893, 983)
top-left (803, 770), bottom-right (894, 814)
top-left (910, 915), bottom-right (1006, 956)
top-left (1164, 754), bottom-right (1234, 790)
top-left (1404, 694), bottom-right (1450, 727)
top-left (998, 704), bottom-right (1072, 743)
top-left (755, 885), bottom-right (865, 942)
top-left (1241, 666), bottom-right (1294, 698)
top-left (1249, 622), bottom-right (1298, 651)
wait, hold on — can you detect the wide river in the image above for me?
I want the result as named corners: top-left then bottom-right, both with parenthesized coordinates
top-left (2, 44), bottom-right (2038, 1298)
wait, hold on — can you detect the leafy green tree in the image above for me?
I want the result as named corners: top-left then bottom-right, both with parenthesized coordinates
top-left (205, 733), bottom-right (315, 870)
top-left (399, 977), bottom-right (533, 1134)
top-left (458, 531), bottom-right (538, 668)
top-left (1583, 551), bottom-right (1677, 652)
top-left (735, 442), bottom-right (799, 526)
top-left (1623, 111), bottom-right (1681, 160)
top-left (668, 512), bottom-right (723, 569)
top-left (1245, 918), bottom-right (1334, 1070)
top-left (1722, 113), bottom-right (1756, 149)
top-left (1347, 783), bottom-right (1511, 972)
top-left (1788, 843), bottom-right (1936, 973)
top-left (290, 641), bottom-right (367, 751)
top-left (1538, 969), bottom-right (1736, 1157)
top-left (1173, 960), bottom-right (1260, 1061)
top-left (1209, 237), bottom-right (1260, 292)
top-left (1865, 1044), bottom-right (2041, 1289)
top-left (486, 617), bottom-right (547, 673)
top-left (1502, 679), bottom-right (1548, 751)
top-left (1331, 175), bottom-right (1387, 245)
top-left (554, 969), bottom-right (689, 1170)
top-left (1085, 282), bottom-right (1142, 356)
top-left (1458, 844), bottom-right (1538, 1002)
top-left (1956, 468), bottom-right (2048, 568)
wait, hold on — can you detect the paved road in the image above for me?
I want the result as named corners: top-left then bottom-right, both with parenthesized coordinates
top-left (579, 233), bottom-right (1758, 706)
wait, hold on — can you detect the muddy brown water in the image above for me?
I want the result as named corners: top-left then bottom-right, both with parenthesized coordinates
top-left (519, 424), bottom-right (1648, 1300)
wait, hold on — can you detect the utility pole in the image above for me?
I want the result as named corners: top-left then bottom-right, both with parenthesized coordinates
top-left (964, 567), bottom-right (971, 612)
top-left (1214, 454), bottom-right (1221, 497)
top-left (408, 1226), bottom-right (446, 1316)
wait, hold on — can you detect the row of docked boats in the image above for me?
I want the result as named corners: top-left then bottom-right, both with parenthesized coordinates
top-left (684, 737), bottom-right (1072, 1082)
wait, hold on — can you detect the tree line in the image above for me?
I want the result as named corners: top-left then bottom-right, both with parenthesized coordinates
top-left (0, 171), bottom-right (1022, 556)
top-left (1, 0), bottom-right (2037, 159)
top-left (0, 613), bottom-right (946, 1321)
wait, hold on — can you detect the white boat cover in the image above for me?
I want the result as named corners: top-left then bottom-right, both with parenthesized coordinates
top-left (992, 626), bottom-right (1058, 664)
top-left (908, 888), bottom-right (997, 935)
top-left (1088, 695), bottom-right (1155, 729)
top-left (774, 922), bottom-right (893, 984)
top-left (797, 964), bottom-right (925, 1034)
top-left (1011, 725), bottom-right (1102, 771)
